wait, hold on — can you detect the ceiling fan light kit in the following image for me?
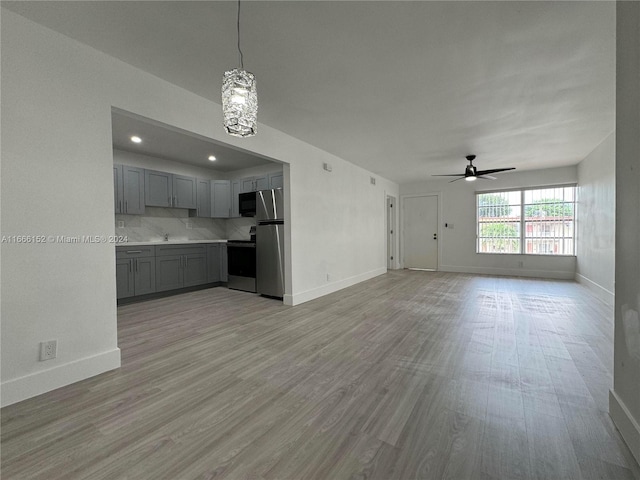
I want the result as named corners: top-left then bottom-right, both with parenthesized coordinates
top-left (222, 0), bottom-right (257, 138)
top-left (433, 154), bottom-right (515, 183)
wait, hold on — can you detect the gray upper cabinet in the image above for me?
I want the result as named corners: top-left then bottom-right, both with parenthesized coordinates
top-left (212, 180), bottom-right (231, 218)
top-left (230, 180), bottom-right (241, 218)
top-left (255, 175), bottom-right (269, 190)
top-left (114, 165), bottom-right (123, 214)
top-left (240, 175), bottom-right (269, 193)
top-left (144, 169), bottom-right (196, 209)
top-left (193, 178), bottom-right (211, 218)
top-left (145, 169), bottom-right (172, 207)
top-left (173, 175), bottom-right (197, 209)
top-left (241, 177), bottom-right (255, 193)
top-left (269, 172), bottom-right (284, 189)
top-left (114, 164), bottom-right (145, 214)
top-left (123, 166), bottom-right (145, 214)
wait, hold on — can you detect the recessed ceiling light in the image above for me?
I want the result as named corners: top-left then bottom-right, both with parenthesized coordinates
top-left (208, 155), bottom-right (217, 161)
top-left (130, 136), bottom-right (142, 144)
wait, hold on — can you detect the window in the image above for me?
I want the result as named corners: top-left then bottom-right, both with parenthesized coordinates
top-left (477, 185), bottom-right (576, 255)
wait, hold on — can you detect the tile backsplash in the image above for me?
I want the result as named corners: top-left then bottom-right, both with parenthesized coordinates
top-left (115, 208), bottom-right (257, 242)
top-left (226, 217), bottom-right (258, 240)
top-left (115, 207), bottom-right (226, 242)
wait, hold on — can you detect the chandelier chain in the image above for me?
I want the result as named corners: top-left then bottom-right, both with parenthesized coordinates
top-left (237, 0), bottom-right (244, 69)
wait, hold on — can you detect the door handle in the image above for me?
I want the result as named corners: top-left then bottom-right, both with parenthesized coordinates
top-left (433, 233), bottom-right (437, 240)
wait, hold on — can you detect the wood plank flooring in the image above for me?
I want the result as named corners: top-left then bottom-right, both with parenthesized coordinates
top-left (2, 270), bottom-right (640, 479)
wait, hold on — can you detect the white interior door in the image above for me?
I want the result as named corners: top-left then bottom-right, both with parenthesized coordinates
top-left (403, 195), bottom-right (438, 270)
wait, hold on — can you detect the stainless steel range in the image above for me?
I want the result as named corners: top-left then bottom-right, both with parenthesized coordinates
top-left (227, 238), bottom-right (256, 293)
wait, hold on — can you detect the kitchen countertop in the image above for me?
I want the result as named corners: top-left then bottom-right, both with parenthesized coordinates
top-left (116, 239), bottom-right (228, 247)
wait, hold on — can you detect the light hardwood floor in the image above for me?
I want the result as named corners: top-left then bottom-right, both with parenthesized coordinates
top-left (2, 270), bottom-right (639, 479)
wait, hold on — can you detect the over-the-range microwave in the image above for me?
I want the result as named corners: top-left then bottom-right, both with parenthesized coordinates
top-left (238, 191), bottom-right (256, 217)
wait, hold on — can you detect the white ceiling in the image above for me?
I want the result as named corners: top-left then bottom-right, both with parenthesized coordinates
top-left (4, 1), bottom-right (616, 184)
top-left (111, 110), bottom-right (276, 172)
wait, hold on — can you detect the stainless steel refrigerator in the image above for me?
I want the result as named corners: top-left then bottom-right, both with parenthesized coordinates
top-left (256, 188), bottom-right (285, 298)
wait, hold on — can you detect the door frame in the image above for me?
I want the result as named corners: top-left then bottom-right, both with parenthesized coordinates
top-left (400, 192), bottom-right (442, 270)
top-left (386, 194), bottom-right (397, 269)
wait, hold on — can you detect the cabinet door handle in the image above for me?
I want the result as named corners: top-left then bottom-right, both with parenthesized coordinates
top-left (125, 200), bottom-right (128, 213)
top-left (129, 259), bottom-right (132, 272)
top-left (119, 200), bottom-right (122, 213)
top-left (126, 250), bottom-right (142, 254)
top-left (135, 258), bottom-right (138, 272)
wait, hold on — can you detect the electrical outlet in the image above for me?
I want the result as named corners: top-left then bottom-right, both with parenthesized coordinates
top-left (117, 220), bottom-right (125, 228)
top-left (326, 273), bottom-right (331, 282)
top-left (40, 340), bottom-right (57, 361)
top-left (370, 177), bottom-right (376, 185)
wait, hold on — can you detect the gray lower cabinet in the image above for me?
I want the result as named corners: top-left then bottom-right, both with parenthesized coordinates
top-left (116, 246), bottom-right (156, 299)
top-left (207, 244), bottom-right (221, 283)
top-left (220, 243), bottom-right (228, 282)
top-left (117, 243), bottom-right (226, 300)
top-left (155, 244), bottom-right (208, 292)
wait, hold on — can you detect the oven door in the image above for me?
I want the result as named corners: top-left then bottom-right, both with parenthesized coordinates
top-left (227, 242), bottom-right (256, 292)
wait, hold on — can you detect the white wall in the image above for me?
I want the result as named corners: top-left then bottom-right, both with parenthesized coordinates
top-left (0, 10), bottom-right (399, 406)
top-left (610, 1), bottom-right (640, 466)
top-left (400, 166), bottom-right (578, 279)
top-left (575, 133), bottom-right (615, 305)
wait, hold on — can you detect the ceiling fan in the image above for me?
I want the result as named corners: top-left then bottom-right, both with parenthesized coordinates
top-left (433, 155), bottom-right (515, 183)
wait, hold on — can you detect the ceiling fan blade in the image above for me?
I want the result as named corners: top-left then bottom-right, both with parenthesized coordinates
top-left (449, 177), bottom-right (467, 183)
top-left (475, 167), bottom-right (515, 175)
top-left (432, 174), bottom-right (465, 177)
top-left (477, 175), bottom-right (497, 180)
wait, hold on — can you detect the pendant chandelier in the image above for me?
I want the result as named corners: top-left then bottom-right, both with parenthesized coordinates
top-left (222, 0), bottom-right (257, 137)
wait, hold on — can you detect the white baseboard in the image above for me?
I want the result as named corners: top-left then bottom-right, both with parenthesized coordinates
top-left (284, 267), bottom-right (387, 306)
top-left (610, 389), bottom-right (640, 466)
top-left (1, 348), bottom-right (121, 407)
top-left (439, 264), bottom-right (575, 280)
top-left (575, 273), bottom-right (615, 306)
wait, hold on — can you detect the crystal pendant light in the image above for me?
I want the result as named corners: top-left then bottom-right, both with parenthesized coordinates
top-left (222, 0), bottom-right (257, 137)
